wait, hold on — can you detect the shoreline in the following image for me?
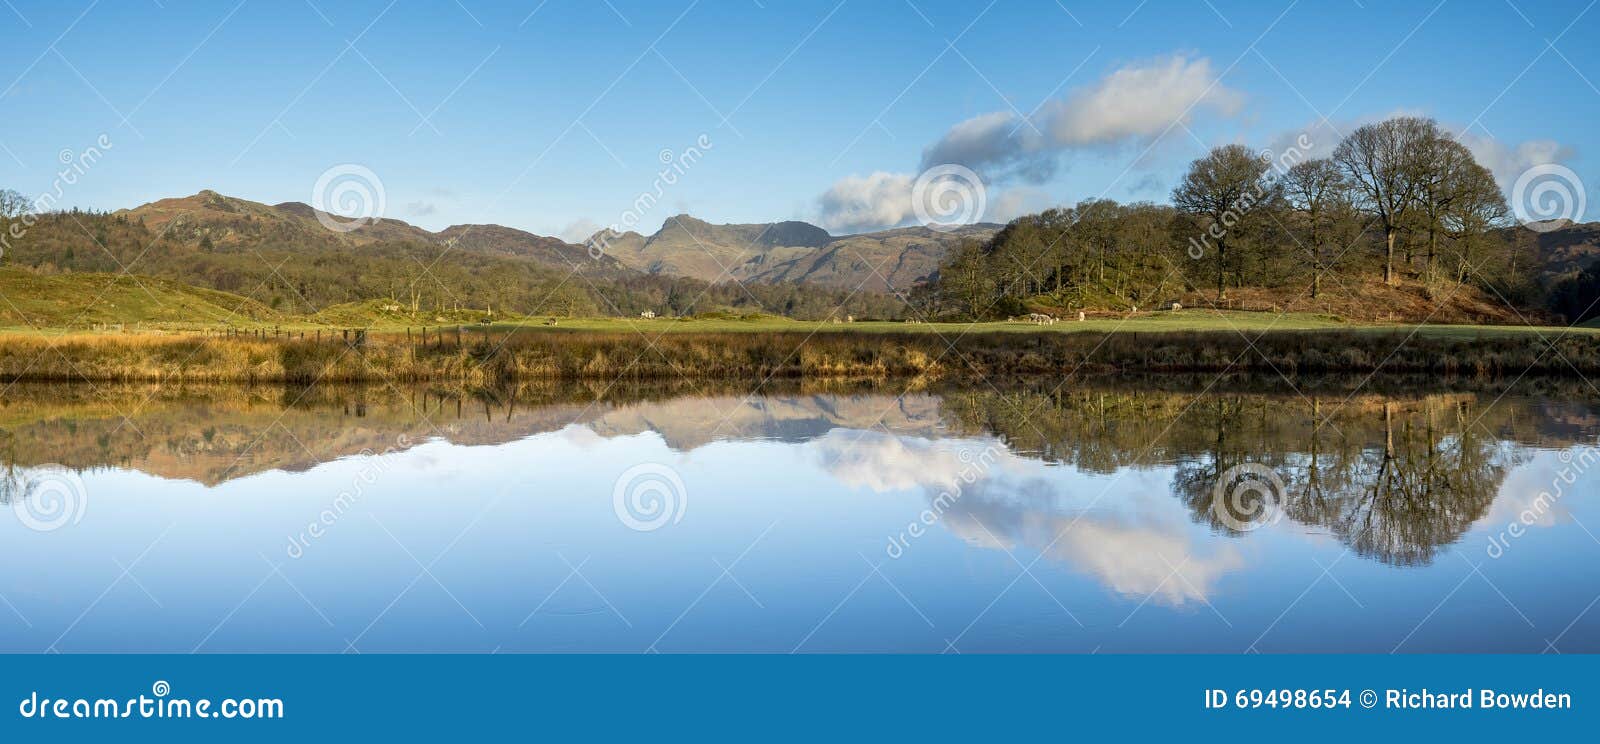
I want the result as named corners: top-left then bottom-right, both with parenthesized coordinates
top-left (1, 327), bottom-right (1596, 384)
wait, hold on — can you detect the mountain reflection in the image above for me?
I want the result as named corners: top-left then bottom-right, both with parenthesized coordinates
top-left (2, 379), bottom-right (1594, 585)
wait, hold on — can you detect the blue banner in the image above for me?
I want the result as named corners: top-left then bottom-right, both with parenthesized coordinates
top-left (1, 655), bottom-right (1594, 740)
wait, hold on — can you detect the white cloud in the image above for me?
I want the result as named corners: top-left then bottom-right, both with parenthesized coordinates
top-left (986, 186), bottom-right (1052, 223)
top-left (815, 171), bottom-right (915, 233)
top-left (811, 430), bottom-right (1001, 492)
top-left (937, 476), bottom-right (1245, 605)
top-left (813, 54), bottom-right (1246, 231)
top-left (1456, 132), bottom-right (1575, 189)
top-left (920, 55), bottom-right (1246, 182)
top-left (558, 218), bottom-right (603, 244)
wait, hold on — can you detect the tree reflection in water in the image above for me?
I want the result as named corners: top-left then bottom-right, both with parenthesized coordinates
top-left (0, 378), bottom-right (1586, 571)
top-left (944, 384), bottom-right (1557, 567)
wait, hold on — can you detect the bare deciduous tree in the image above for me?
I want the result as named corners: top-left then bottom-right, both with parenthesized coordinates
top-left (1331, 116), bottom-right (1439, 284)
top-left (1173, 144), bottom-right (1274, 301)
top-left (1282, 159), bottom-right (1351, 299)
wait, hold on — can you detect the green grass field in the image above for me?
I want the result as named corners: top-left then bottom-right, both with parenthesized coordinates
top-left (0, 267), bottom-right (280, 331)
top-left (376, 310), bottom-right (1600, 340)
top-left (5, 308), bottom-right (1598, 340)
top-left (4, 268), bottom-right (1596, 341)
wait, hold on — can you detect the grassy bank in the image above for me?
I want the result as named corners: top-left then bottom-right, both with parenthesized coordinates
top-left (2, 323), bottom-right (1598, 383)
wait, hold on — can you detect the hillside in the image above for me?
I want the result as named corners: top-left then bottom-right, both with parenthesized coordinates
top-left (749, 224), bottom-right (999, 292)
top-left (2, 205), bottom-right (905, 321)
top-left (1508, 220), bottom-right (1600, 278)
top-left (118, 190), bottom-right (627, 277)
top-left (0, 267), bottom-right (279, 328)
top-left (12, 187), bottom-right (1592, 324)
top-left (591, 215), bottom-right (996, 290)
top-left (434, 223), bottom-right (620, 272)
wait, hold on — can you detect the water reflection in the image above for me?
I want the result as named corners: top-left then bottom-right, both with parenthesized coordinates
top-left (0, 378), bottom-right (1596, 652)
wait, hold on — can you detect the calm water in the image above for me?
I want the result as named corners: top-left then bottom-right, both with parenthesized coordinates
top-left (1, 378), bottom-right (1597, 653)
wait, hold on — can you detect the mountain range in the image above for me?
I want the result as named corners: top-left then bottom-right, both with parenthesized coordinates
top-left (8, 188), bottom-right (1600, 326)
top-left (589, 216), bottom-right (998, 291)
top-left (118, 190), bottom-right (631, 279)
top-left (114, 190), bottom-right (997, 292)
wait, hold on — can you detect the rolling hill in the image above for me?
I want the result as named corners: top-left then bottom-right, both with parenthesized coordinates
top-left (0, 267), bottom-right (279, 328)
top-left (1, 194), bottom-right (910, 321)
top-left (1508, 219), bottom-right (1600, 278)
top-left (118, 190), bottom-right (629, 277)
top-left (116, 191), bottom-right (992, 293)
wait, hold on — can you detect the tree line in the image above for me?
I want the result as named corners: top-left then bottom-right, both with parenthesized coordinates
top-left (924, 116), bottom-right (1542, 320)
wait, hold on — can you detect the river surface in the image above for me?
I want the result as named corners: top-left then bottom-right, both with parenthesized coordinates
top-left (1, 378), bottom-right (1597, 652)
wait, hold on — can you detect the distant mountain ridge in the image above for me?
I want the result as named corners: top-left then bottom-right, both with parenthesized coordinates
top-left (118, 190), bottom-right (630, 278)
top-left (589, 214), bottom-right (999, 291)
top-left (1504, 220), bottom-right (1600, 278)
top-left (114, 191), bottom-right (997, 292)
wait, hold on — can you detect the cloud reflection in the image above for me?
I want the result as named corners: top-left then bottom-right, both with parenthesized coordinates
top-left (807, 428), bottom-right (1243, 606)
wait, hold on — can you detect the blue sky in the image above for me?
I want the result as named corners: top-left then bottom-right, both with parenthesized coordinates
top-left (0, 0), bottom-right (1595, 239)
